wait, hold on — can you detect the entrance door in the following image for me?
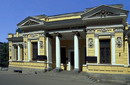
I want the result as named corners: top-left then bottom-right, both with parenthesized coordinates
top-left (32, 42), bottom-right (38, 61)
top-left (100, 39), bottom-right (111, 64)
top-left (68, 50), bottom-right (74, 71)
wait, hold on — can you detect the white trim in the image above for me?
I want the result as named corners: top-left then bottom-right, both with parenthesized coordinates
top-left (22, 31), bottom-right (45, 35)
top-left (49, 29), bottom-right (83, 34)
top-left (37, 61), bottom-right (46, 63)
top-left (28, 40), bottom-right (31, 61)
top-left (87, 24), bottom-right (124, 29)
top-left (21, 19), bottom-right (44, 26)
top-left (9, 60), bottom-right (12, 62)
top-left (95, 37), bottom-right (99, 64)
top-left (86, 37), bottom-right (88, 56)
top-left (74, 35), bottom-right (79, 70)
top-left (56, 36), bottom-right (61, 69)
top-left (38, 41), bottom-right (40, 55)
top-left (23, 60), bottom-right (30, 62)
top-left (13, 42), bottom-right (23, 45)
top-left (46, 37), bottom-right (52, 69)
top-left (82, 64), bottom-right (87, 66)
top-left (18, 45), bottom-right (21, 61)
top-left (84, 15), bottom-right (127, 20)
top-left (87, 63), bottom-right (124, 66)
top-left (111, 36), bottom-right (116, 65)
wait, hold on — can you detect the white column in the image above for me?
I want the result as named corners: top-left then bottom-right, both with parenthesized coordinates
top-left (18, 45), bottom-right (21, 61)
top-left (46, 37), bottom-right (52, 70)
top-left (56, 36), bottom-right (61, 69)
top-left (38, 41), bottom-right (40, 55)
top-left (95, 37), bottom-right (99, 64)
top-left (74, 34), bottom-right (79, 71)
top-left (28, 40), bottom-right (31, 61)
top-left (111, 36), bottom-right (116, 65)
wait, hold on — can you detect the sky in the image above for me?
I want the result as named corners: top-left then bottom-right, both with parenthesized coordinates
top-left (0, 0), bottom-right (130, 42)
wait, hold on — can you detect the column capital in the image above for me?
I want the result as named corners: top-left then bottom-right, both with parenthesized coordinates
top-left (45, 33), bottom-right (53, 38)
top-left (54, 32), bottom-right (62, 38)
top-left (72, 31), bottom-right (80, 37)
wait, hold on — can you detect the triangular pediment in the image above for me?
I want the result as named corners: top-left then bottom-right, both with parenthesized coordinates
top-left (88, 10), bottom-right (115, 18)
top-left (22, 19), bottom-right (40, 26)
top-left (82, 5), bottom-right (128, 20)
top-left (17, 16), bottom-right (44, 27)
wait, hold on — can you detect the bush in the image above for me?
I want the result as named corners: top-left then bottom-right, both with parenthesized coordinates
top-left (0, 43), bottom-right (9, 67)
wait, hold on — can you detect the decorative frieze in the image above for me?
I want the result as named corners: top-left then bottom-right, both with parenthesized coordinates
top-left (28, 34), bottom-right (39, 39)
top-left (86, 29), bottom-right (95, 34)
top-left (115, 28), bottom-right (123, 32)
top-left (96, 28), bottom-right (113, 33)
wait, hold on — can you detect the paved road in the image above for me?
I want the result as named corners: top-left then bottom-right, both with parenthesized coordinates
top-left (0, 71), bottom-right (93, 85)
top-left (0, 71), bottom-right (127, 85)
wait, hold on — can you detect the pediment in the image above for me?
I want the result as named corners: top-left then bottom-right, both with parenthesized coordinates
top-left (82, 5), bottom-right (128, 20)
top-left (22, 19), bottom-right (40, 26)
top-left (87, 10), bottom-right (115, 18)
top-left (17, 16), bottom-right (44, 27)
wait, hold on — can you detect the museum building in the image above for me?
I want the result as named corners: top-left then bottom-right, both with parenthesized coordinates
top-left (8, 4), bottom-right (130, 74)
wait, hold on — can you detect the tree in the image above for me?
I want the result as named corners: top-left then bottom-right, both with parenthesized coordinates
top-left (0, 42), bottom-right (9, 67)
top-left (16, 28), bottom-right (23, 33)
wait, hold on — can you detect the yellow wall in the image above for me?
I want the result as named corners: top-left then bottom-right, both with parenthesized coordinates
top-left (82, 65), bottom-right (130, 74)
top-left (39, 36), bottom-right (46, 55)
top-left (23, 36), bottom-right (28, 61)
top-left (9, 41), bottom-right (13, 61)
top-left (41, 16), bottom-right (81, 22)
top-left (9, 62), bottom-right (47, 69)
top-left (86, 34), bottom-right (95, 56)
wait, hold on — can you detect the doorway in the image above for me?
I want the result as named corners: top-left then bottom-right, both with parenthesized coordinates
top-left (100, 39), bottom-right (111, 64)
top-left (68, 50), bottom-right (74, 71)
top-left (32, 42), bottom-right (38, 61)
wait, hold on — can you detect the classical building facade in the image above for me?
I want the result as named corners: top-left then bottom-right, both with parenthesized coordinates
top-left (8, 4), bottom-right (130, 74)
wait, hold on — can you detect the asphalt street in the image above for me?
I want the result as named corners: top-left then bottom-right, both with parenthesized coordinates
top-left (0, 71), bottom-right (127, 85)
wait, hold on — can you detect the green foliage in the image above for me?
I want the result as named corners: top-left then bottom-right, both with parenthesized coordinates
top-left (0, 43), bottom-right (9, 67)
top-left (16, 28), bottom-right (23, 33)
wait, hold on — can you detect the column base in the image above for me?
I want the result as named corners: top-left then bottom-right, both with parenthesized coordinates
top-left (54, 67), bottom-right (62, 72)
top-left (47, 67), bottom-right (52, 71)
top-left (74, 68), bottom-right (80, 73)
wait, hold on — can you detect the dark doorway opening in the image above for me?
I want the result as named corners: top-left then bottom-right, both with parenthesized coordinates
top-left (32, 42), bottom-right (38, 61)
top-left (61, 47), bottom-right (67, 70)
top-left (100, 39), bottom-right (111, 64)
top-left (70, 51), bottom-right (74, 70)
top-left (61, 47), bottom-right (66, 64)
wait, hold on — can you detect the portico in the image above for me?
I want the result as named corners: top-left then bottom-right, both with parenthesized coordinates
top-left (45, 30), bottom-right (86, 72)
